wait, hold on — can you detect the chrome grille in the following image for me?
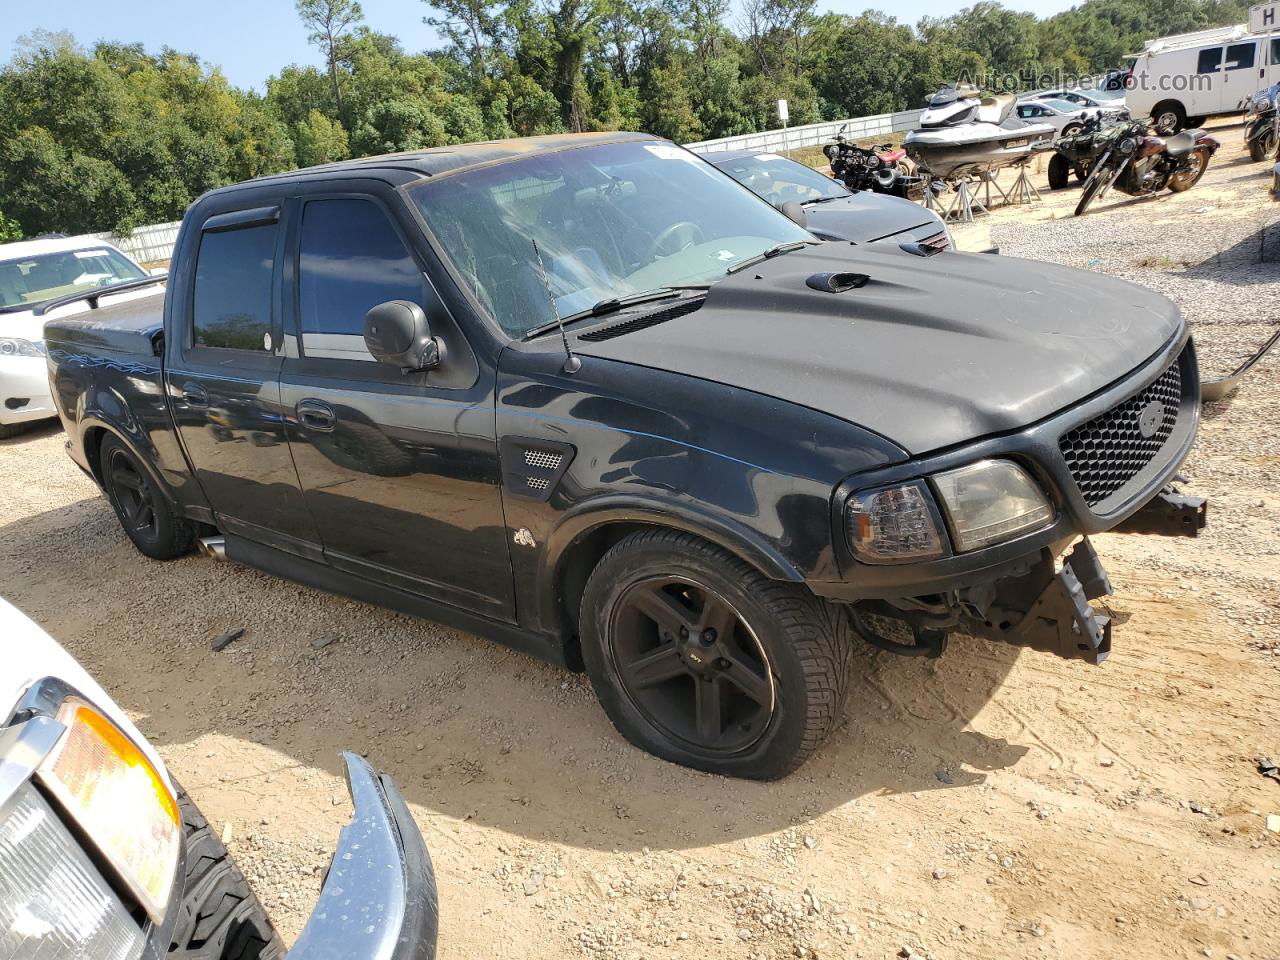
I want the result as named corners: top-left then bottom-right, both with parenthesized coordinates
top-left (1059, 357), bottom-right (1182, 508)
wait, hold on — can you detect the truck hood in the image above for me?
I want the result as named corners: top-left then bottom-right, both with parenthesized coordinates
top-left (803, 192), bottom-right (942, 244)
top-left (574, 245), bottom-right (1184, 455)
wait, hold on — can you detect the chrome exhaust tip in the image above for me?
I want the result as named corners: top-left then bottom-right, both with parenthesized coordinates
top-left (197, 536), bottom-right (227, 560)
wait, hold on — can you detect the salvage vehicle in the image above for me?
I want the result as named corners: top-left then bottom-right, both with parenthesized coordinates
top-left (0, 596), bottom-right (438, 959)
top-left (0, 235), bottom-right (161, 438)
top-left (1074, 118), bottom-right (1219, 216)
top-left (45, 132), bottom-right (1208, 780)
top-left (706, 149), bottom-right (949, 247)
top-left (819, 128), bottom-right (923, 199)
top-left (1243, 80), bottom-right (1280, 162)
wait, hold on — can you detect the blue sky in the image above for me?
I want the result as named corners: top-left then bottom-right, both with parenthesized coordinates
top-left (8, 0), bottom-right (1077, 91)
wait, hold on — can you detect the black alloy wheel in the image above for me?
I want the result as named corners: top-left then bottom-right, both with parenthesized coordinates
top-left (579, 529), bottom-right (853, 780)
top-left (100, 434), bottom-right (195, 560)
top-left (609, 576), bottom-right (775, 754)
top-left (107, 446), bottom-right (158, 541)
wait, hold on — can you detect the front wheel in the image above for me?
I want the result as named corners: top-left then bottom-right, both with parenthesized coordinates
top-left (579, 530), bottom-right (853, 780)
top-left (169, 784), bottom-right (284, 959)
top-left (1248, 127), bottom-right (1277, 162)
top-left (1047, 153), bottom-right (1072, 190)
top-left (1075, 165), bottom-right (1115, 216)
top-left (1168, 148), bottom-right (1210, 192)
top-left (100, 434), bottom-right (195, 560)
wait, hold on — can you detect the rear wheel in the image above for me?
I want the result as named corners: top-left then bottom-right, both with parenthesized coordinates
top-left (1075, 165), bottom-right (1115, 216)
top-left (1168, 147), bottom-right (1210, 192)
top-left (579, 530), bottom-right (853, 780)
top-left (169, 784), bottom-right (284, 959)
top-left (1152, 102), bottom-right (1186, 134)
top-left (100, 434), bottom-right (194, 560)
top-left (1047, 153), bottom-right (1072, 190)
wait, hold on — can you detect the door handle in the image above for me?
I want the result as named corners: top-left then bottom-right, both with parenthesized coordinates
top-left (296, 398), bottom-right (336, 432)
top-left (181, 383), bottom-right (209, 407)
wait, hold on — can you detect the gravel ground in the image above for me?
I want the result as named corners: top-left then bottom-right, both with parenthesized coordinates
top-left (2, 117), bottom-right (1279, 960)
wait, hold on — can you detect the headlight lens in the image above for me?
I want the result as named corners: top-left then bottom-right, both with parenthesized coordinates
top-left (0, 784), bottom-right (146, 960)
top-left (1118, 136), bottom-right (1137, 154)
top-left (846, 480), bottom-right (948, 563)
top-left (932, 459), bottom-right (1054, 552)
top-left (0, 338), bottom-right (46, 358)
top-left (38, 702), bottom-right (180, 922)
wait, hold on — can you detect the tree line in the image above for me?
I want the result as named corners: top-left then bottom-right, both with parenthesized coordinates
top-left (0, 0), bottom-right (1253, 239)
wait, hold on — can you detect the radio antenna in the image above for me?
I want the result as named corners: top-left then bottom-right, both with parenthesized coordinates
top-left (531, 239), bottom-right (581, 374)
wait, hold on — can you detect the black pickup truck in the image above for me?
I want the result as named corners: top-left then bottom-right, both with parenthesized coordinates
top-left (45, 132), bottom-right (1206, 780)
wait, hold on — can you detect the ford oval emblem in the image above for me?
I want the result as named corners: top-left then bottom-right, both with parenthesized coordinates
top-left (1138, 400), bottom-right (1164, 439)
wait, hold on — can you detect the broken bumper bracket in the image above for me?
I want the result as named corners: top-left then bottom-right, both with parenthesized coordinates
top-left (1112, 485), bottom-right (1207, 537)
top-left (1008, 540), bottom-right (1113, 665)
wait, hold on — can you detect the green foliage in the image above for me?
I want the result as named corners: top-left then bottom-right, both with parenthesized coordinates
top-left (0, 0), bottom-right (1257, 236)
top-left (0, 212), bottom-right (21, 243)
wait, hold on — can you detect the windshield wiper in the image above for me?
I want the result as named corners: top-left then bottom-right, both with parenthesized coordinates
top-left (802, 195), bottom-right (845, 206)
top-left (523, 286), bottom-right (709, 340)
top-left (726, 240), bottom-right (813, 275)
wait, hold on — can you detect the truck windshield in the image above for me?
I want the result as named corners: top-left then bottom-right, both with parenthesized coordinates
top-left (0, 247), bottom-right (147, 311)
top-left (712, 154), bottom-right (849, 205)
top-left (407, 140), bottom-right (813, 337)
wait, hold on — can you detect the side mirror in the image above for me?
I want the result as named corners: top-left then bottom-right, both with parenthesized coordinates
top-left (778, 201), bottom-right (807, 228)
top-left (363, 300), bottom-right (442, 371)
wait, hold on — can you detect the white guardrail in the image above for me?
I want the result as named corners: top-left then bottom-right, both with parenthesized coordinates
top-left (92, 108), bottom-right (925, 264)
top-left (684, 109), bottom-right (924, 155)
top-left (91, 220), bottom-right (182, 266)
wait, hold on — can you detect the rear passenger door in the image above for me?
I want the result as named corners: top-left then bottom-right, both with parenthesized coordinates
top-left (277, 188), bottom-right (515, 621)
top-left (167, 205), bottom-right (319, 555)
top-left (1221, 40), bottom-right (1261, 110)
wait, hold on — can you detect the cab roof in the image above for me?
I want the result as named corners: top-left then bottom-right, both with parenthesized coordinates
top-left (239, 131), bottom-right (662, 187)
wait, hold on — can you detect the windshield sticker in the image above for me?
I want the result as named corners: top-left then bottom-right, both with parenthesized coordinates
top-left (73, 250), bottom-right (112, 259)
top-left (714, 249), bottom-right (737, 262)
top-left (756, 153), bottom-right (784, 162)
top-left (643, 144), bottom-right (696, 162)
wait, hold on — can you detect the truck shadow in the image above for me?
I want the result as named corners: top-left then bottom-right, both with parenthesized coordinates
top-left (0, 496), bottom-right (1028, 853)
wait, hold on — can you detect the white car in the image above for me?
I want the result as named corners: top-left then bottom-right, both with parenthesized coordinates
top-left (0, 236), bottom-right (162, 438)
top-left (1015, 99), bottom-right (1109, 137)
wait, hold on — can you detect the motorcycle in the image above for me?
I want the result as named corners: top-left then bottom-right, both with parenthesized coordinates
top-left (1073, 118), bottom-right (1219, 216)
top-left (1047, 111), bottom-right (1127, 189)
top-left (823, 125), bottom-right (924, 200)
top-left (1243, 81), bottom-right (1280, 162)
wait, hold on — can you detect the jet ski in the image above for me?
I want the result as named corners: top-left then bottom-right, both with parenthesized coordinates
top-left (904, 85), bottom-right (1056, 179)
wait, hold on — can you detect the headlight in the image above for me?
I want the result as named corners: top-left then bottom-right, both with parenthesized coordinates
top-left (0, 338), bottom-right (45, 358)
top-left (932, 459), bottom-right (1054, 552)
top-left (823, 144), bottom-right (838, 160)
top-left (0, 784), bottom-right (146, 960)
top-left (37, 701), bottom-right (180, 921)
top-left (1118, 136), bottom-right (1137, 154)
top-left (867, 154), bottom-right (881, 168)
top-left (846, 480), bottom-right (948, 563)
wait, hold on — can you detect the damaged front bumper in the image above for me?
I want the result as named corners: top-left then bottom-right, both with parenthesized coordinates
top-left (287, 753), bottom-right (438, 960)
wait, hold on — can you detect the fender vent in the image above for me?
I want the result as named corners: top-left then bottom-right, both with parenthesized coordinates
top-left (577, 299), bottom-right (704, 341)
top-left (500, 437), bottom-right (576, 502)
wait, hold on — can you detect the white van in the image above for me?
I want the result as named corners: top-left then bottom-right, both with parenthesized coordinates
top-left (1126, 23), bottom-right (1280, 131)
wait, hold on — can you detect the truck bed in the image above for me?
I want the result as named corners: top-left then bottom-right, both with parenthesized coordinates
top-left (43, 289), bottom-right (166, 358)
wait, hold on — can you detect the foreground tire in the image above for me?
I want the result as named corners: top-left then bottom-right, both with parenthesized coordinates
top-left (1168, 148), bottom-right (1210, 192)
top-left (579, 529), bottom-right (853, 780)
top-left (100, 434), bottom-right (194, 560)
top-left (170, 785), bottom-right (284, 960)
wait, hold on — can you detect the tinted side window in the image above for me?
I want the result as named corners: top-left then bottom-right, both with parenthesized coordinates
top-left (1197, 47), bottom-right (1224, 73)
top-left (1225, 42), bottom-right (1256, 70)
top-left (192, 224), bottom-right (276, 351)
top-left (298, 198), bottom-right (425, 361)
top-left (1272, 37), bottom-right (1280, 66)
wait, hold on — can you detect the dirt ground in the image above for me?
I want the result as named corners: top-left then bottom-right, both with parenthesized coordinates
top-left (3, 118), bottom-right (1279, 960)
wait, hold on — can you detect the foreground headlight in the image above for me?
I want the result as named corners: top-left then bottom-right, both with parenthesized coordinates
top-left (846, 480), bottom-right (948, 563)
top-left (38, 702), bottom-right (180, 921)
top-left (0, 338), bottom-right (45, 358)
top-left (0, 784), bottom-right (146, 960)
top-left (1118, 136), bottom-right (1137, 154)
top-left (932, 459), bottom-right (1054, 552)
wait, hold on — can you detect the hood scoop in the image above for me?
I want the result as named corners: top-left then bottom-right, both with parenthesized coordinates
top-left (577, 298), bottom-right (704, 342)
top-left (805, 271), bottom-right (869, 293)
